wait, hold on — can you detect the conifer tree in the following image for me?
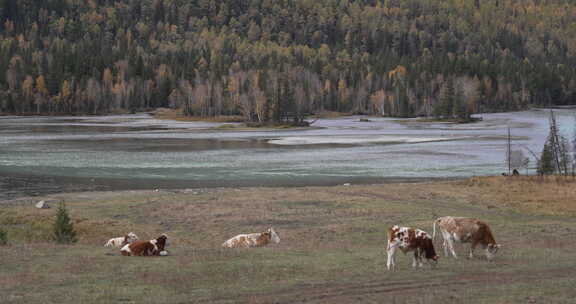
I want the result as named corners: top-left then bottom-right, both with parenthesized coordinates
top-left (453, 85), bottom-right (469, 121)
top-left (538, 142), bottom-right (554, 175)
top-left (0, 228), bottom-right (7, 246)
top-left (547, 110), bottom-right (571, 175)
top-left (53, 202), bottom-right (77, 244)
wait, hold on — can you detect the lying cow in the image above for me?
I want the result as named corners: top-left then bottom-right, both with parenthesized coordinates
top-left (386, 225), bottom-right (438, 271)
top-left (433, 216), bottom-right (500, 260)
top-left (104, 232), bottom-right (139, 248)
top-left (121, 234), bottom-right (168, 256)
top-left (222, 228), bottom-right (280, 248)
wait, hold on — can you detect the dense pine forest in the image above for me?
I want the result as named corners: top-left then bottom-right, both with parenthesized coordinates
top-left (1, 0), bottom-right (575, 122)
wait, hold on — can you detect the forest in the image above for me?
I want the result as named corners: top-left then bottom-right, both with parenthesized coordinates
top-left (1, 0), bottom-right (575, 123)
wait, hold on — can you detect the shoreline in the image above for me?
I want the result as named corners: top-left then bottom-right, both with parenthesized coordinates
top-left (0, 175), bottom-right (464, 204)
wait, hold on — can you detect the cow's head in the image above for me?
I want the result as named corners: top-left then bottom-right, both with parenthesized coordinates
top-left (486, 243), bottom-right (501, 260)
top-left (126, 232), bottom-right (139, 243)
top-left (155, 234), bottom-right (168, 252)
top-left (423, 237), bottom-right (439, 264)
top-left (267, 228), bottom-right (280, 244)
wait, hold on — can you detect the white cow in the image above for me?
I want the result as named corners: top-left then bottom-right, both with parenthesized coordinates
top-left (104, 232), bottom-right (139, 248)
top-left (433, 216), bottom-right (500, 260)
top-left (222, 228), bottom-right (280, 248)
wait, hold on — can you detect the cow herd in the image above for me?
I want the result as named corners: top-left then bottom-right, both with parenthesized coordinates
top-left (387, 216), bottom-right (500, 270)
top-left (104, 232), bottom-right (168, 256)
top-left (103, 228), bottom-right (281, 256)
top-left (103, 216), bottom-right (500, 270)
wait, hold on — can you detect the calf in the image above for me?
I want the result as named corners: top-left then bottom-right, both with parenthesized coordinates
top-left (387, 225), bottom-right (438, 271)
top-left (433, 216), bottom-right (500, 260)
top-left (222, 228), bottom-right (280, 248)
top-left (121, 234), bottom-right (168, 256)
top-left (104, 232), bottom-right (138, 248)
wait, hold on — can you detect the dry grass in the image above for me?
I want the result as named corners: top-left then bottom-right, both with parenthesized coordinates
top-left (152, 108), bottom-right (318, 130)
top-left (152, 108), bottom-right (244, 123)
top-left (1, 176), bottom-right (576, 303)
top-left (311, 111), bottom-right (354, 119)
top-left (447, 175), bottom-right (576, 216)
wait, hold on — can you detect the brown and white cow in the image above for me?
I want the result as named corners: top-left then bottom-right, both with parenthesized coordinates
top-left (104, 232), bottom-right (139, 248)
top-left (433, 216), bottom-right (500, 260)
top-left (387, 225), bottom-right (438, 271)
top-left (121, 234), bottom-right (168, 256)
top-left (222, 228), bottom-right (280, 248)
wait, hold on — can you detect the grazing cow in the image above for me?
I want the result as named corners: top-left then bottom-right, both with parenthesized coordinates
top-left (433, 216), bottom-right (500, 260)
top-left (222, 228), bottom-right (280, 248)
top-left (104, 232), bottom-right (139, 248)
top-left (386, 225), bottom-right (438, 271)
top-left (121, 234), bottom-right (168, 256)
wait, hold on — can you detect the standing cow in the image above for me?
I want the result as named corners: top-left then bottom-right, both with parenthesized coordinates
top-left (433, 216), bottom-right (500, 260)
top-left (386, 225), bottom-right (438, 271)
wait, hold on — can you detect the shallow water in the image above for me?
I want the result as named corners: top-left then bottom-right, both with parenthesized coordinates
top-left (1, 109), bottom-right (574, 200)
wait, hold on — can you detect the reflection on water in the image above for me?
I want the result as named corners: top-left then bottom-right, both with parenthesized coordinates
top-left (1, 109), bottom-right (574, 200)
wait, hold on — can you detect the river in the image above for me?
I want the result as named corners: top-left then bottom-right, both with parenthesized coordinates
top-left (1, 109), bottom-right (574, 200)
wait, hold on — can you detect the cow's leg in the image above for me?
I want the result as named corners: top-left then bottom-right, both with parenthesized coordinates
top-left (416, 248), bottom-right (426, 268)
top-left (414, 249), bottom-right (423, 268)
top-left (469, 242), bottom-right (477, 259)
top-left (447, 237), bottom-right (458, 259)
top-left (441, 231), bottom-right (451, 257)
top-left (443, 239), bottom-right (449, 257)
top-left (387, 244), bottom-right (397, 271)
top-left (419, 252), bottom-right (424, 267)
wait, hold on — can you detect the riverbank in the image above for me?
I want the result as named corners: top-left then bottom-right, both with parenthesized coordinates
top-left (1, 176), bottom-right (575, 303)
top-left (153, 108), bottom-right (323, 130)
top-left (0, 170), bottom-right (460, 202)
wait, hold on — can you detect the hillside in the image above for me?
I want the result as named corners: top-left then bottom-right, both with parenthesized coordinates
top-left (1, 0), bottom-right (575, 121)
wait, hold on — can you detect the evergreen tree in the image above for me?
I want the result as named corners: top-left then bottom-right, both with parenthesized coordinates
top-left (53, 202), bottom-right (77, 244)
top-left (547, 110), bottom-right (571, 175)
top-left (435, 78), bottom-right (455, 119)
top-left (0, 228), bottom-right (7, 246)
top-left (453, 85), bottom-right (469, 121)
top-left (538, 142), bottom-right (555, 175)
top-left (398, 86), bottom-right (410, 118)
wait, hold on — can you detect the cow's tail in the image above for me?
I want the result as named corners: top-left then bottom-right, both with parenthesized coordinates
top-left (432, 219), bottom-right (438, 241)
top-left (385, 229), bottom-right (391, 251)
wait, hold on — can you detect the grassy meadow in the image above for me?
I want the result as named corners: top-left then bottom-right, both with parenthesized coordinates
top-left (1, 176), bottom-right (576, 303)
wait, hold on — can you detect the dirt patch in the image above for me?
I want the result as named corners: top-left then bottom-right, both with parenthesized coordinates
top-left (208, 267), bottom-right (576, 304)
